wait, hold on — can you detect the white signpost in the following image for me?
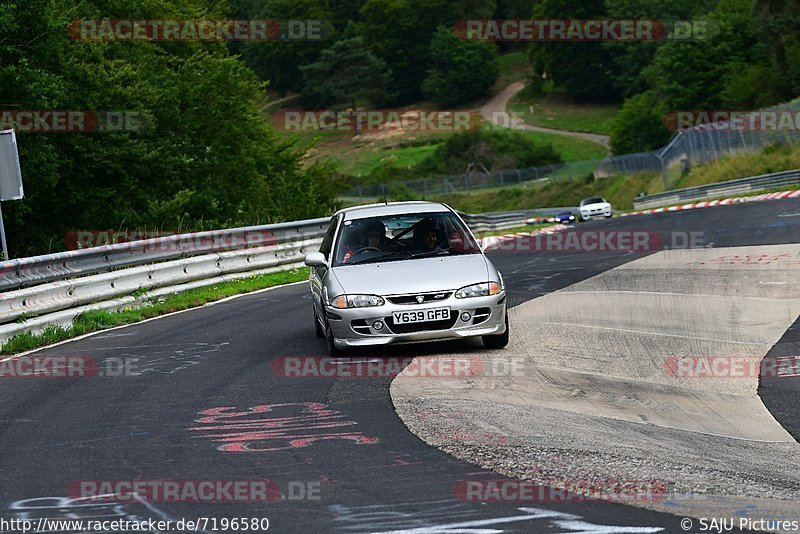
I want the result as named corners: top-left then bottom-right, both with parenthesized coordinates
top-left (0, 130), bottom-right (24, 260)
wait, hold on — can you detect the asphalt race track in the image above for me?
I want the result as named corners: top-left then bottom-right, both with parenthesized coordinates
top-left (1, 199), bottom-right (798, 533)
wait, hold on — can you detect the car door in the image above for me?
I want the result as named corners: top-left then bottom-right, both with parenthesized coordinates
top-left (310, 214), bottom-right (340, 317)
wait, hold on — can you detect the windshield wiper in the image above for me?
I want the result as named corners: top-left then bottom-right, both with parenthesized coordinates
top-left (404, 249), bottom-right (452, 260)
top-left (346, 250), bottom-right (412, 265)
top-left (346, 247), bottom-right (475, 265)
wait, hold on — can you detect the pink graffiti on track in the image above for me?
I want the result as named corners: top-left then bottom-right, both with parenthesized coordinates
top-left (688, 253), bottom-right (800, 266)
top-left (190, 402), bottom-right (379, 452)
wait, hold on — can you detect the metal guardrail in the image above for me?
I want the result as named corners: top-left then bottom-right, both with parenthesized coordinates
top-left (0, 218), bottom-right (331, 292)
top-left (0, 239), bottom-right (322, 327)
top-left (460, 207), bottom-right (575, 232)
top-left (0, 207), bottom-right (555, 341)
top-left (632, 169), bottom-right (800, 210)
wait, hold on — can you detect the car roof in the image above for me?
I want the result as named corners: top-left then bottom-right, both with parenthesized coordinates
top-left (335, 201), bottom-right (452, 221)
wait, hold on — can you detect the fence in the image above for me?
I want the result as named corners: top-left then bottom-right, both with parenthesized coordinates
top-left (344, 100), bottom-right (800, 198)
top-left (0, 207), bottom-right (553, 343)
top-left (632, 169), bottom-right (800, 210)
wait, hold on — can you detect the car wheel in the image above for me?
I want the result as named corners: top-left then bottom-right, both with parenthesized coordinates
top-left (313, 307), bottom-right (324, 338)
top-left (483, 312), bottom-right (509, 349)
top-left (325, 323), bottom-right (341, 356)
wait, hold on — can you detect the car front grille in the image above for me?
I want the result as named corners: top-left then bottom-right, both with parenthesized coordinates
top-left (387, 292), bottom-right (452, 305)
top-left (385, 311), bottom-right (458, 334)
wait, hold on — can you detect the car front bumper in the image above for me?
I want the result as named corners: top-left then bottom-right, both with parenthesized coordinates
top-left (325, 292), bottom-right (507, 349)
top-left (580, 207), bottom-right (612, 218)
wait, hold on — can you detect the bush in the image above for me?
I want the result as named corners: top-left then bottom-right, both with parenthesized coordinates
top-left (421, 26), bottom-right (500, 107)
top-left (417, 130), bottom-right (562, 175)
top-left (610, 92), bottom-right (672, 155)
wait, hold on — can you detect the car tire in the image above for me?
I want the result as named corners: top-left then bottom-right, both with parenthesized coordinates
top-left (483, 313), bottom-right (509, 349)
top-left (325, 323), bottom-right (341, 356)
top-left (313, 307), bottom-right (324, 338)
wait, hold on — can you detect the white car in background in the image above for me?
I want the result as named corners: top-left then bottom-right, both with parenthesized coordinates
top-left (579, 197), bottom-right (612, 220)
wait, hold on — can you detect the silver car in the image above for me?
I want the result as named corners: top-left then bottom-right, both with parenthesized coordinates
top-left (304, 201), bottom-right (509, 355)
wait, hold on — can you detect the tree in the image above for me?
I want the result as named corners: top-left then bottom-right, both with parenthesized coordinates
top-left (421, 26), bottom-right (499, 107)
top-left (359, 0), bottom-right (495, 104)
top-left (0, 0), bottom-right (338, 257)
top-left (602, 0), bottom-right (708, 98)
top-left (643, 0), bottom-right (756, 110)
top-left (752, 0), bottom-right (800, 102)
top-left (609, 92), bottom-right (671, 155)
top-left (528, 0), bottom-right (620, 102)
top-left (300, 34), bottom-right (393, 110)
top-left (237, 0), bottom-right (333, 95)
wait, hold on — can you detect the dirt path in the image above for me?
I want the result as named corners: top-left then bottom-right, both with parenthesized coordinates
top-left (480, 81), bottom-right (611, 150)
top-left (259, 93), bottom-right (301, 113)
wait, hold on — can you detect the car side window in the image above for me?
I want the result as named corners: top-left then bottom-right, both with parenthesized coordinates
top-left (319, 215), bottom-right (339, 260)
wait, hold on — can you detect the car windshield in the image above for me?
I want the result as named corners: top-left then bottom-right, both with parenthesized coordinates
top-left (581, 197), bottom-right (604, 206)
top-left (332, 211), bottom-right (480, 266)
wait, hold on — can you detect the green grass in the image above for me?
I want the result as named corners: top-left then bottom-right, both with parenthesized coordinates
top-left (493, 51), bottom-right (530, 94)
top-left (507, 92), bottom-right (619, 135)
top-left (505, 129), bottom-right (607, 162)
top-left (425, 140), bottom-right (800, 213)
top-left (334, 127), bottom-right (607, 181)
top-left (342, 143), bottom-right (441, 177)
top-left (0, 268), bottom-right (309, 355)
top-left (674, 142), bottom-right (800, 189)
top-left (429, 171), bottom-right (663, 213)
top-left (474, 223), bottom-right (554, 238)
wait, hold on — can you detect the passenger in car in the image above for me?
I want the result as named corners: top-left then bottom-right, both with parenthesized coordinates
top-left (414, 221), bottom-right (447, 252)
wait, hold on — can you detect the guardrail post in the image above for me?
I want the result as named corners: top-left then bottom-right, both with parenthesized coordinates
top-left (0, 200), bottom-right (8, 261)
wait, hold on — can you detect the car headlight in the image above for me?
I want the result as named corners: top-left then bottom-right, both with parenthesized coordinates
top-left (455, 282), bottom-right (502, 299)
top-left (330, 294), bottom-right (385, 309)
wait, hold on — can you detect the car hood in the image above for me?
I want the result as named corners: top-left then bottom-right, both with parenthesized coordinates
top-left (331, 254), bottom-right (490, 296)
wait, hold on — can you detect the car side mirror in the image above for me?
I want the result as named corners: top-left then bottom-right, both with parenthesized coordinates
top-left (304, 252), bottom-right (327, 267)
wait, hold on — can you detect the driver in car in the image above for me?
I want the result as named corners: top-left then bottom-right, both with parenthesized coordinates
top-left (363, 219), bottom-right (388, 250)
top-left (340, 220), bottom-right (388, 263)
